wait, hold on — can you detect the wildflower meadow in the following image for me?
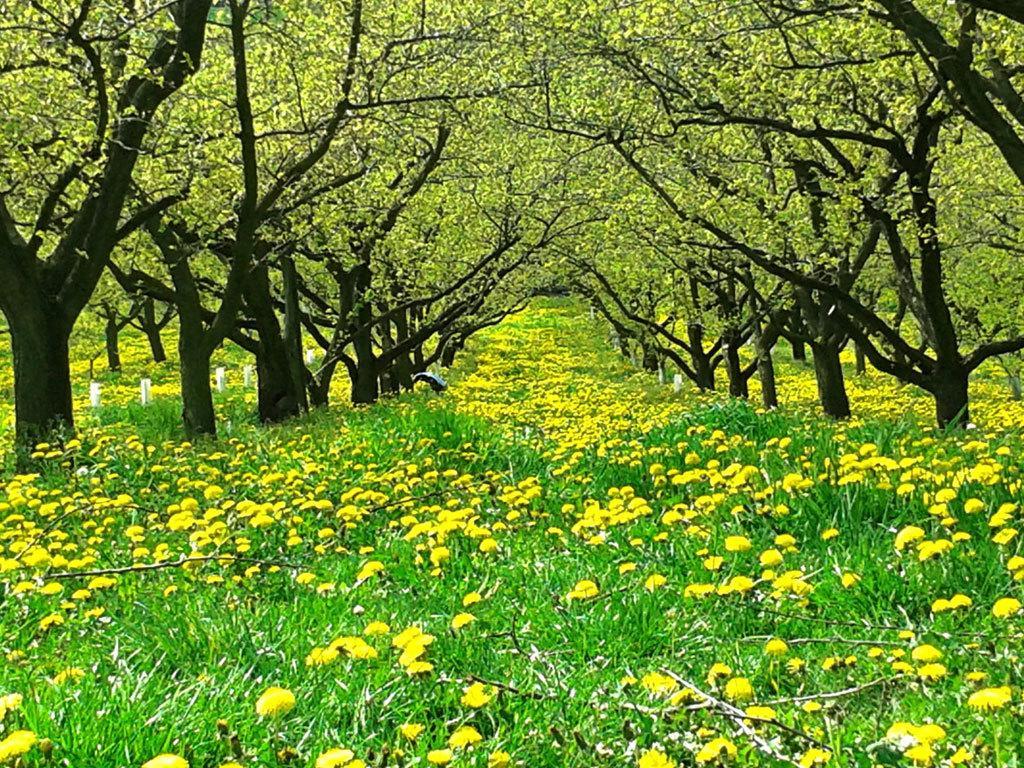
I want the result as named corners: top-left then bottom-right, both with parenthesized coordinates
top-left (2, 302), bottom-right (1024, 767)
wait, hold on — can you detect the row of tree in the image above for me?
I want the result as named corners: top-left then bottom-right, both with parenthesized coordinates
top-left (3, 0), bottom-right (1024, 452)
top-left (0, 0), bottom-right (592, 449)
top-left (518, 0), bottom-right (1024, 427)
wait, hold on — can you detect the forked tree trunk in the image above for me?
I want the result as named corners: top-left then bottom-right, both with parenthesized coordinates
top-left (855, 342), bottom-right (867, 375)
top-left (309, 358), bottom-right (337, 408)
top-left (255, 347), bottom-right (303, 421)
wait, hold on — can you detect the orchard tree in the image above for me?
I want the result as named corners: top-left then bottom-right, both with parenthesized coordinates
top-left (0, 0), bottom-right (213, 448)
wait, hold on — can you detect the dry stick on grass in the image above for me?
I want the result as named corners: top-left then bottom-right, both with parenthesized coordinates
top-left (465, 673), bottom-right (549, 701)
top-left (738, 635), bottom-right (904, 647)
top-left (364, 489), bottom-right (447, 513)
top-left (45, 555), bottom-right (305, 580)
top-left (755, 603), bottom-right (1008, 642)
top-left (658, 669), bottom-right (812, 767)
top-left (759, 676), bottom-right (896, 707)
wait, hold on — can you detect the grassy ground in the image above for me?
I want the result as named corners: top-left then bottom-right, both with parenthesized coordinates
top-left (1, 300), bottom-right (1023, 768)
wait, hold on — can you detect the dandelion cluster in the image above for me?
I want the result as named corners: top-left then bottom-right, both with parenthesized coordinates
top-left (0, 301), bottom-right (1022, 766)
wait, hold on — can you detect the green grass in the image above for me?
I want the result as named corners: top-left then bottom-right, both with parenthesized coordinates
top-left (1, 300), bottom-right (1023, 767)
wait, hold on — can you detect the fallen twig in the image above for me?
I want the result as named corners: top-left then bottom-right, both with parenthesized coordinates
top-left (45, 554), bottom-right (305, 581)
top-left (738, 635), bottom-right (903, 647)
top-left (760, 676), bottom-right (896, 707)
top-left (658, 668), bottom-right (809, 767)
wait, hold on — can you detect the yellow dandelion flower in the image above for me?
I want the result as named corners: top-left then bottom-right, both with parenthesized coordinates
top-left (638, 748), bottom-right (676, 768)
top-left (967, 686), bottom-right (1011, 711)
top-left (992, 597), bottom-right (1021, 618)
top-left (461, 682), bottom-right (495, 708)
top-left (142, 755), bottom-right (188, 768)
top-left (449, 725), bottom-right (483, 749)
top-left (254, 686), bottom-right (296, 718)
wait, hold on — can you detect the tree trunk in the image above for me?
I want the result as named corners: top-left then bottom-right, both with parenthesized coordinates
top-left (931, 367), bottom-right (970, 428)
top-left (754, 321), bottom-right (778, 409)
top-left (687, 323), bottom-right (715, 390)
top-left (309, 359), bottom-right (337, 408)
top-left (1009, 374), bottom-right (1022, 401)
top-left (349, 263), bottom-right (378, 405)
top-left (280, 252), bottom-right (309, 410)
top-left (105, 315), bottom-right (122, 372)
top-left (244, 264), bottom-right (307, 422)
top-left (791, 337), bottom-right (806, 362)
top-left (9, 307), bottom-right (74, 449)
top-left (855, 342), bottom-right (867, 375)
top-left (351, 353), bottom-right (378, 404)
top-left (411, 306), bottom-right (425, 369)
top-left (811, 341), bottom-right (851, 419)
top-left (178, 333), bottom-right (216, 438)
top-left (377, 313), bottom-right (400, 395)
top-left (162, 229), bottom-right (217, 437)
top-left (642, 342), bottom-right (660, 372)
top-left (140, 299), bottom-right (168, 363)
top-left (392, 308), bottom-right (415, 391)
top-left (723, 338), bottom-right (748, 399)
top-left (441, 337), bottom-right (460, 368)
top-left (255, 346), bottom-right (303, 421)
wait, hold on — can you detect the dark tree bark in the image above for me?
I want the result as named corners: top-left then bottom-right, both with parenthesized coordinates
top-left (791, 337), bottom-right (806, 362)
top-left (411, 305), bottom-right (426, 369)
top-left (178, 326), bottom-right (216, 438)
top-left (8, 304), bottom-right (74, 449)
top-left (105, 314), bottom-right (122, 372)
top-left (811, 340), bottom-right (851, 420)
top-left (641, 340), bottom-right (661, 372)
top-left (163, 234), bottom-right (218, 438)
top-left (788, 305), bottom-right (808, 364)
top-left (391, 306), bottom-right (415, 390)
top-left (281, 251), bottom-right (310, 408)
top-left (350, 264), bottom-right (378, 404)
top-left (931, 365), bottom-right (970, 428)
top-left (687, 324), bottom-right (716, 390)
top-left (138, 297), bottom-right (169, 363)
top-left (244, 262), bottom-right (307, 423)
top-left (723, 330), bottom-right (748, 399)
top-left (441, 337), bottom-right (462, 368)
top-left (377, 311), bottom-right (400, 395)
top-left (753, 318), bottom-right (778, 409)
